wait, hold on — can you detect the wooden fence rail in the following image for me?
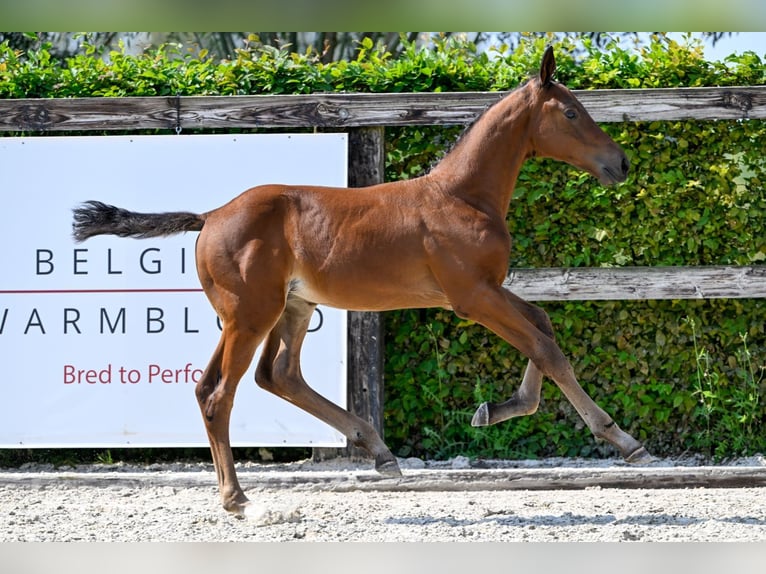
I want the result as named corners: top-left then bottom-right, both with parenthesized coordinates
top-left (1, 87), bottom-right (764, 457)
top-left (0, 86), bottom-right (765, 132)
top-left (507, 266), bottom-right (766, 301)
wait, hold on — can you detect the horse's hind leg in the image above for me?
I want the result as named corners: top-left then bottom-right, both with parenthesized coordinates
top-left (255, 297), bottom-right (401, 477)
top-left (195, 325), bottom-right (262, 515)
top-left (195, 293), bottom-right (284, 516)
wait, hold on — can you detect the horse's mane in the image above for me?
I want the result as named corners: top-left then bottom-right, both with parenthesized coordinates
top-left (429, 79), bottom-right (533, 172)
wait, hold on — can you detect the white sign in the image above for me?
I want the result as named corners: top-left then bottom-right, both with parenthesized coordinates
top-left (0, 134), bottom-right (348, 448)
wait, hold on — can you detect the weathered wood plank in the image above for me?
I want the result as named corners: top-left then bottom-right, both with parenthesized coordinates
top-left (504, 266), bottom-right (766, 301)
top-left (345, 127), bottom-right (386, 442)
top-left (576, 86), bottom-right (766, 122)
top-left (0, 96), bottom-right (179, 131)
top-left (177, 92), bottom-right (491, 129)
top-left (0, 86), bottom-right (763, 132)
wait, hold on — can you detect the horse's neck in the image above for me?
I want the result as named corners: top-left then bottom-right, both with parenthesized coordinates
top-left (430, 89), bottom-right (533, 217)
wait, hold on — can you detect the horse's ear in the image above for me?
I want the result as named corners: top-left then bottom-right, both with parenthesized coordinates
top-left (540, 46), bottom-right (556, 87)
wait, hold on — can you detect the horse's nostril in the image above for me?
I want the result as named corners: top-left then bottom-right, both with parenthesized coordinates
top-left (621, 156), bottom-right (630, 176)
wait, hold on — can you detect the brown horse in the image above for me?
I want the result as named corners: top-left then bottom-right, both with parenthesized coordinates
top-left (72, 47), bottom-right (650, 517)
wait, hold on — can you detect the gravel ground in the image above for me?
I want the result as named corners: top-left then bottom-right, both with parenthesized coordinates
top-left (3, 455), bottom-right (766, 542)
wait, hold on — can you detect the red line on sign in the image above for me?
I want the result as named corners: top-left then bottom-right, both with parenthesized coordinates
top-left (0, 288), bottom-right (205, 294)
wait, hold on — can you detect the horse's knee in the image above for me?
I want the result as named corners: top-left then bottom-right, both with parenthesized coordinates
top-left (532, 340), bottom-right (574, 382)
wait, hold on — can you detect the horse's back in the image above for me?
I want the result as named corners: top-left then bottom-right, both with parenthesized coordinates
top-left (199, 180), bottom-right (450, 311)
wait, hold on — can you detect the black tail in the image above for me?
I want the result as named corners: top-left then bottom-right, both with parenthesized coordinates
top-left (72, 200), bottom-right (205, 243)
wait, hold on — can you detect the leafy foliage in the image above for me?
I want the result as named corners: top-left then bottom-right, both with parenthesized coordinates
top-left (382, 36), bottom-right (765, 461)
top-left (1, 33), bottom-right (764, 464)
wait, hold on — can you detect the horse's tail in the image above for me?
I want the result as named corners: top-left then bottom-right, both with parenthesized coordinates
top-left (72, 200), bottom-right (205, 243)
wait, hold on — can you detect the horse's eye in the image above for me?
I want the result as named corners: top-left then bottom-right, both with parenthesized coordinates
top-left (564, 109), bottom-right (578, 120)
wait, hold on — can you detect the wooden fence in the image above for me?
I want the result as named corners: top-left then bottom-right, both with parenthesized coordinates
top-left (1, 86), bottom-right (765, 131)
top-left (1, 86), bottom-right (764, 457)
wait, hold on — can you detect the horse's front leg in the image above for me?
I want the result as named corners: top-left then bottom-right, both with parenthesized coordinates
top-left (456, 282), bottom-right (653, 463)
top-left (471, 296), bottom-right (551, 426)
top-left (471, 359), bottom-right (543, 426)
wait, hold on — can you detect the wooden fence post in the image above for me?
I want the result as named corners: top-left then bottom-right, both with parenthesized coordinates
top-left (313, 126), bottom-right (386, 463)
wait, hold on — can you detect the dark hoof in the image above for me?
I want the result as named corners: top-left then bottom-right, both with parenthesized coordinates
top-left (625, 446), bottom-right (655, 465)
top-left (224, 497), bottom-right (250, 518)
top-left (471, 402), bottom-right (490, 427)
top-left (375, 457), bottom-right (403, 478)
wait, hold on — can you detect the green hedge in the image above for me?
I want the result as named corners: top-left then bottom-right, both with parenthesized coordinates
top-left (2, 33), bottom-right (764, 461)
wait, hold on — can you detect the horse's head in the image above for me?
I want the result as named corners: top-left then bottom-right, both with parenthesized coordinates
top-left (528, 47), bottom-right (629, 186)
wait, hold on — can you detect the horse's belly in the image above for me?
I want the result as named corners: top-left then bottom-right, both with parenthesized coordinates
top-left (288, 275), bottom-right (450, 312)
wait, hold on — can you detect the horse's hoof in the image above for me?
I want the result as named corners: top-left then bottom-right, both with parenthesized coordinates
top-left (471, 402), bottom-right (490, 427)
top-left (224, 497), bottom-right (250, 519)
top-left (375, 457), bottom-right (403, 478)
top-left (624, 446), bottom-right (655, 465)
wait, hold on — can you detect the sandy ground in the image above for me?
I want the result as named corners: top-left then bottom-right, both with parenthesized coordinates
top-left (2, 456), bottom-right (766, 542)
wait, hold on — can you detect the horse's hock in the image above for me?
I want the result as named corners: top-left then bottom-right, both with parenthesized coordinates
top-left (1, 47), bottom-right (763, 517)
top-left (70, 49), bottom-right (654, 515)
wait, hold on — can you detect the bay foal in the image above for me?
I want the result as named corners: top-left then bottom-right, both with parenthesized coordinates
top-left (73, 47), bottom-right (651, 517)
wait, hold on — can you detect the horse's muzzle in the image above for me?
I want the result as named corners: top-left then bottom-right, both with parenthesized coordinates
top-left (600, 153), bottom-right (630, 185)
